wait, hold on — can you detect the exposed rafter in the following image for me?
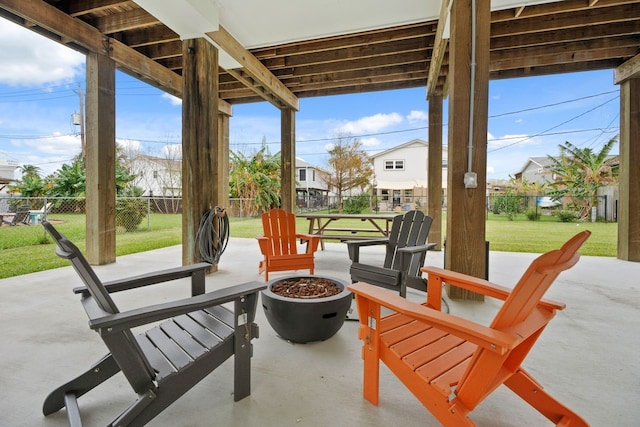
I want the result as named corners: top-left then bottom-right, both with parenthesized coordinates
top-left (615, 52), bottom-right (640, 83)
top-left (207, 26), bottom-right (299, 111)
top-left (426, 0), bottom-right (451, 97)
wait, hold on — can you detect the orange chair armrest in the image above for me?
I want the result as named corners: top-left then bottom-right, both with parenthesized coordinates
top-left (422, 266), bottom-right (565, 311)
top-left (296, 233), bottom-right (320, 253)
top-left (256, 235), bottom-right (269, 255)
top-left (348, 282), bottom-right (519, 354)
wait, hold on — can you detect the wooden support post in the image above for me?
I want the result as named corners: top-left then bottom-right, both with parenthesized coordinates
top-left (182, 38), bottom-right (219, 267)
top-left (216, 109), bottom-right (231, 210)
top-left (281, 108), bottom-right (296, 213)
top-left (85, 52), bottom-right (116, 265)
top-left (445, 0), bottom-right (490, 300)
top-left (427, 94), bottom-right (443, 251)
top-left (617, 78), bottom-right (640, 261)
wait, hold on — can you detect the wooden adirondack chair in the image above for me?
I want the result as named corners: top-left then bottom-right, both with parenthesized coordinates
top-left (41, 221), bottom-right (266, 427)
top-left (349, 231), bottom-right (591, 426)
top-left (347, 210), bottom-right (436, 298)
top-left (256, 208), bottom-right (320, 281)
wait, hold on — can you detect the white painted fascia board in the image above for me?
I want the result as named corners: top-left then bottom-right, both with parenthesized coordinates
top-left (133, 0), bottom-right (219, 40)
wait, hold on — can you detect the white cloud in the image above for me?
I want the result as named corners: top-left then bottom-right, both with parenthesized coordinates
top-left (162, 93), bottom-right (182, 106)
top-left (161, 144), bottom-right (182, 159)
top-left (117, 138), bottom-right (142, 153)
top-left (406, 110), bottom-right (427, 124)
top-left (22, 132), bottom-right (81, 156)
top-left (0, 19), bottom-right (85, 86)
top-left (335, 112), bottom-right (403, 135)
top-left (359, 137), bottom-right (381, 147)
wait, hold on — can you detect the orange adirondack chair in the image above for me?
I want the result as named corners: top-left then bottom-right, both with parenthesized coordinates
top-left (349, 231), bottom-right (590, 426)
top-left (257, 208), bottom-right (321, 281)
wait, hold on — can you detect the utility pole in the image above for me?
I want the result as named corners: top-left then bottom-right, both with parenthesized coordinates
top-left (74, 83), bottom-right (86, 159)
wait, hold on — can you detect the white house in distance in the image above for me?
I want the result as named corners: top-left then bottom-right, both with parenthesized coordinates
top-left (371, 139), bottom-right (448, 211)
top-left (129, 154), bottom-right (182, 197)
top-left (514, 156), bottom-right (556, 185)
top-left (0, 158), bottom-right (19, 194)
top-left (295, 157), bottom-right (331, 208)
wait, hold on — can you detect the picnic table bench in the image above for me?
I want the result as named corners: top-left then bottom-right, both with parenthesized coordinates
top-left (298, 213), bottom-right (397, 250)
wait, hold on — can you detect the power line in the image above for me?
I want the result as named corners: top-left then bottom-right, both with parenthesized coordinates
top-left (487, 96), bottom-right (619, 153)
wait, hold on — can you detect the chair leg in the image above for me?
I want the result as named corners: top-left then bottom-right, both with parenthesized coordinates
top-left (505, 369), bottom-right (589, 427)
top-left (43, 354), bottom-right (120, 416)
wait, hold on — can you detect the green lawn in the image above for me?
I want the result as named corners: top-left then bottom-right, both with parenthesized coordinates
top-left (0, 211), bottom-right (617, 279)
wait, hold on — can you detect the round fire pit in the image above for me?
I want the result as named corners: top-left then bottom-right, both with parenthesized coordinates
top-left (261, 275), bottom-right (352, 343)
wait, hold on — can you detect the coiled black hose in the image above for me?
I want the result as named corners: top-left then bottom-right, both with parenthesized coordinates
top-left (195, 206), bottom-right (230, 264)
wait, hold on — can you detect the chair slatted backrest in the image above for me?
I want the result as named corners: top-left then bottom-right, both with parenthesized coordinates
top-left (42, 221), bottom-right (157, 392)
top-left (11, 206), bottom-right (30, 225)
top-left (385, 210), bottom-right (433, 275)
top-left (261, 208), bottom-right (299, 257)
top-left (455, 230), bottom-right (590, 409)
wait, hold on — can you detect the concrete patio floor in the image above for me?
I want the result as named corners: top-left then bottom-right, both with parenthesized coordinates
top-left (1, 234), bottom-right (639, 426)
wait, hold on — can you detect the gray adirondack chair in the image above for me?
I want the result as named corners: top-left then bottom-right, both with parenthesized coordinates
top-left (2, 205), bottom-right (30, 226)
top-left (41, 221), bottom-right (266, 427)
top-left (347, 210), bottom-right (436, 298)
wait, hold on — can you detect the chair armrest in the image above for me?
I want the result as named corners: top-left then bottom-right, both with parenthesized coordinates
top-left (397, 242), bottom-right (437, 255)
top-left (73, 262), bottom-right (211, 296)
top-left (89, 281), bottom-right (267, 332)
top-left (295, 233), bottom-right (320, 253)
top-left (346, 238), bottom-right (389, 262)
top-left (256, 235), bottom-right (269, 255)
top-left (295, 233), bottom-right (320, 241)
top-left (422, 266), bottom-right (565, 311)
top-left (349, 281), bottom-right (520, 355)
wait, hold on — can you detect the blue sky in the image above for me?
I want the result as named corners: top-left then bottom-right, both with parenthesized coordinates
top-left (0, 17), bottom-right (620, 181)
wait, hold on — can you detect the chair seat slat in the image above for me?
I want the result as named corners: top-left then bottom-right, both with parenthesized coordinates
top-left (189, 309), bottom-right (234, 340)
top-left (145, 326), bottom-right (192, 370)
top-left (160, 319), bottom-right (208, 360)
top-left (136, 334), bottom-right (176, 379)
top-left (173, 314), bottom-right (223, 349)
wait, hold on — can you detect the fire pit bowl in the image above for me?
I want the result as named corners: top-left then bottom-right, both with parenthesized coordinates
top-left (261, 275), bottom-right (352, 343)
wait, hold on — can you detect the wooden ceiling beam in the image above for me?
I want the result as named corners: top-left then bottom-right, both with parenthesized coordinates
top-left (207, 26), bottom-right (299, 111)
top-left (492, 44), bottom-right (637, 72)
top-left (250, 22), bottom-right (433, 59)
top-left (90, 8), bottom-right (160, 34)
top-left (68, 0), bottom-right (132, 17)
top-left (259, 37), bottom-right (429, 71)
top-left (491, 59), bottom-right (622, 79)
top-left (269, 50), bottom-right (430, 79)
top-left (615, 53), bottom-right (640, 83)
top-left (491, 0), bottom-right (635, 22)
top-left (427, 0), bottom-right (451, 97)
top-left (492, 3), bottom-right (640, 37)
top-left (491, 21), bottom-right (640, 51)
top-left (119, 25), bottom-right (180, 47)
top-left (137, 40), bottom-right (182, 60)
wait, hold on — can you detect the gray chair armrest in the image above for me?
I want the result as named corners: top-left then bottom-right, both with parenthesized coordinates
top-left (74, 262), bottom-right (212, 296)
top-left (396, 243), bottom-right (437, 254)
top-left (88, 281), bottom-right (266, 332)
top-left (347, 238), bottom-right (390, 262)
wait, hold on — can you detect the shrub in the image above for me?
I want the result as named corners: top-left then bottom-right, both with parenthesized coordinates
top-left (342, 194), bottom-right (370, 214)
top-left (555, 209), bottom-right (578, 223)
top-left (115, 187), bottom-right (147, 231)
top-left (491, 194), bottom-right (523, 220)
top-left (525, 208), bottom-right (541, 221)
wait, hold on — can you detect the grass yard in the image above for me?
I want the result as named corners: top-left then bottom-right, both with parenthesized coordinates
top-left (0, 211), bottom-right (618, 279)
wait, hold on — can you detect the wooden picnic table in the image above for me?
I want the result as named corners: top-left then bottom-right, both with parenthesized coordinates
top-left (298, 213), bottom-right (397, 250)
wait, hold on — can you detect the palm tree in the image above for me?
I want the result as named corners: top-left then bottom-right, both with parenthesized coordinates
top-left (229, 143), bottom-right (281, 216)
top-left (547, 136), bottom-right (619, 220)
